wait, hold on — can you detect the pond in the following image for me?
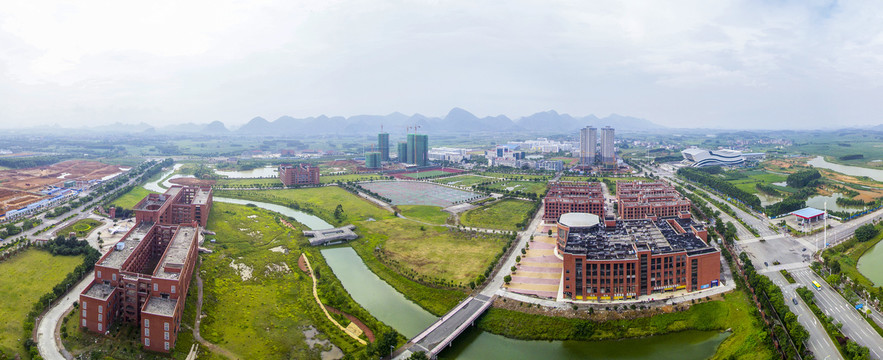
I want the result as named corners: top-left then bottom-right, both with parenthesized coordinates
top-left (808, 156), bottom-right (883, 182)
top-left (858, 240), bottom-right (883, 286)
top-left (320, 247), bottom-right (728, 360)
top-left (805, 193), bottom-right (864, 213)
top-left (214, 166), bottom-right (278, 178)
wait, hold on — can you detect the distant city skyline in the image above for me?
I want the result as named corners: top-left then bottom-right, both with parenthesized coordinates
top-left (1, 1), bottom-right (881, 130)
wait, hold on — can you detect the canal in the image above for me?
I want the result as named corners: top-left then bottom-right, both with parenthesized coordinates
top-left (808, 156), bottom-right (883, 182)
top-left (858, 240), bottom-right (883, 286)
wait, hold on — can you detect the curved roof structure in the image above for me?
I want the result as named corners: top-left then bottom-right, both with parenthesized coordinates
top-left (681, 148), bottom-right (744, 167)
top-left (558, 212), bottom-right (600, 228)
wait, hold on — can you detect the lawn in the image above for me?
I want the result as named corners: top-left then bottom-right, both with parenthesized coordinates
top-left (219, 187), bottom-right (507, 315)
top-left (0, 250), bottom-right (83, 357)
top-left (398, 205), bottom-right (450, 224)
top-left (461, 199), bottom-right (536, 231)
top-left (401, 170), bottom-right (452, 179)
top-left (214, 178), bottom-right (281, 188)
top-left (110, 186), bottom-right (157, 209)
top-left (57, 218), bottom-right (104, 238)
top-left (198, 202), bottom-right (390, 358)
top-left (321, 174), bottom-right (388, 184)
top-left (479, 172), bottom-right (550, 180)
top-left (720, 170), bottom-right (789, 195)
top-left (484, 181), bottom-right (548, 196)
top-left (432, 174), bottom-right (496, 187)
top-left (218, 186), bottom-right (391, 225)
top-left (477, 290), bottom-right (774, 360)
top-left (357, 216), bottom-right (510, 292)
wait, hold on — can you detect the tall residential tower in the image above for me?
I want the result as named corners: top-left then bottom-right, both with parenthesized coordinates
top-left (600, 126), bottom-right (615, 166)
top-left (579, 126), bottom-right (597, 165)
top-left (378, 133), bottom-right (390, 162)
top-left (407, 134), bottom-right (429, 166)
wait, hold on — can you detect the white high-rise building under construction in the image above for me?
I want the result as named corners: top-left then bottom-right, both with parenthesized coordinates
top-left (600, 126), bottom-right (615, 166)
top-left (579, 126), bottom-right (597, 165)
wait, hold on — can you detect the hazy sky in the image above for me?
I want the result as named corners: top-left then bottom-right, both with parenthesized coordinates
top-left (1, 0), bottom-right (882, 130)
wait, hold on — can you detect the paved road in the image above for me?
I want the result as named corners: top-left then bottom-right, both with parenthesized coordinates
top-left (764, 269), bottom-right (842, 360)
top-left (791, 269), bottom-right (883, 359)
top-left (35, 273), bottom-right (95, 360)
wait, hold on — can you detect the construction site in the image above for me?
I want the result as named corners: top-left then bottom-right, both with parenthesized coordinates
top-left (0, 160), bottom-right (129, 219)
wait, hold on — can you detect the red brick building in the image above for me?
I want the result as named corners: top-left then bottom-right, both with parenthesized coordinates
top-left (557, 212), bottom-right (719, 301)
top-left (542, 182), bottom-right (606, 221)
top-left (279, 163), bottom-right (320, 186)
top-left (616, 181), bottom-right (691, 220)
top-left (79, 185), bottom-right (212, 352)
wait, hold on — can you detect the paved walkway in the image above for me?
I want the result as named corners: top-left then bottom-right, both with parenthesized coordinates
top-left (36, 272), bottom-right (95, 360)
top-left (302, 254), bottom-right (367, 345)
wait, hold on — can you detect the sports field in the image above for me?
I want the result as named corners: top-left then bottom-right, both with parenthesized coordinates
top-left (360, 181), bottom-right (481, 207)
top-left (400, 170), bottom-right (451, 179)
top-left (432, 174), bottom-right (495, 187)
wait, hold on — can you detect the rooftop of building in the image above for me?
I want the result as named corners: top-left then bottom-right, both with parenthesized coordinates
top-left (559, 213), bottom-right (600, 228)
top-left (192, 188), bottom-right (210, 205)
top-left (562, 217), bottom-right (715, 260)
top-left (142, 296), bottom-right (178, 317)
top-left (153, 226), bottom-right (197, 280)
top-left (98, 223), bottom-right (153, 269)
top-left (83, 282), bottom-right (116, 300)
top-left (791, 207), bottom-right (825, 219)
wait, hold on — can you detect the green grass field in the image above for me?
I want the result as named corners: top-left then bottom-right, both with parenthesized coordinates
top-left (218, 186), bottom-right (391, 225)
top-left (477, 290), bottom-right (773, 359)
top-left (479, 172), bottom-right (550, 180)
top-left (398, 205), bottom-right (450, 224)
top-left (432, 174), bottom-right (496, 187)
top-left (401, 170), bottom-right (452, 179)
top-left (214, 178), bottom-right (281, 187)
top-left (111, 186), bottom-right (157, 209)
top-left (461, 199), bottom-right (535, 231)
top-left (0, 250), bottom-right (84, 357)
top-left (321, 173), bottom-right (388, 184)
top-left (485, 181), bottom-right (548, 196)
top-left (219, 186), bottom-right (507, 314)
top-left (57, 218), bottom-right (104, 238)
top-left (720, 170), bottom-right (789, 195)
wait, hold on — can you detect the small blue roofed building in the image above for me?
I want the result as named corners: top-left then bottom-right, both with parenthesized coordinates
top-left (790, 207), bottom-right (826, 224)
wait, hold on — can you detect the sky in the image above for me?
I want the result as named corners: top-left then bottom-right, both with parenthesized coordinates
top-left (1, 0), bottom-right (882, 130)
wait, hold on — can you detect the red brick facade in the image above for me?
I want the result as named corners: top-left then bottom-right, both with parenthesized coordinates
top-left (543, 182), bottom-right (606, 221)
top-left (279, 163), bottom-right (320, 186)
top-left (616, 181), bottom-right (691, 220)
top-left (79, 186), bottom-right (211, 353)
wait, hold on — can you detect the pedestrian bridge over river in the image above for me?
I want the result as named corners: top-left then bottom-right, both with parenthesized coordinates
top-left (394, 294), bottom-right (495, 359)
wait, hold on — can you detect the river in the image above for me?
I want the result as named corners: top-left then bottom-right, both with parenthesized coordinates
top-left (214, 166), bottom-right (278, 178)
top-left (858, 241), bottom-right (883, 286)
top-left (162, 170), bottom-right (727, 359)
top-left (320, 247), bottom-right (727, 360)
top-left (808, 156), bottom-right (883, 182)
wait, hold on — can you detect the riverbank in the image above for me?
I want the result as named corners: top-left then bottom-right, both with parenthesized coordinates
top-left (475, 290), bottom-right (773, 359)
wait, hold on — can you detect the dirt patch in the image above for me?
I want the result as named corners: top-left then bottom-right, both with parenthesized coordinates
top-left (229, 259), bottom-right (253, 281)
top-left (0, 160), bottom-right (128, 191)
top-left (170, 177), bottom-right (217, 186)
top-left (298, 254), bottom-right (309, 273)
top-left (325, 306), bottom-right (375, 342)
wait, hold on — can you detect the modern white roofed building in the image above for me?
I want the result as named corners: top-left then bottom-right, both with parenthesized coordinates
top-left (681, 148), bottom-right (744, 167)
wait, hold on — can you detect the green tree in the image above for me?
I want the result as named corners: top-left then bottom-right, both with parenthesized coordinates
top-left (408, 351), bottom-right (429, 360)
top-left (504, 275), bottom-right (512, 284)
top-left (855, 223), bottom-right (879, 242)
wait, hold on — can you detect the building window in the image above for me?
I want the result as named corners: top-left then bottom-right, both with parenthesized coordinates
top-left (82, 319), bottom-right (87, 327)
top-left (164, 332), bottom-right (169, 340)
top-left (164, 342), bottom-right (170, 350)
top-left (98, 314), bottom-right (102, 322)
top-left (98, 305), bottom-right (103, 314)
top-left (144, 319), bottom-right (150, 327)
top-left (164, 322), bottom-right (169, 331)
top-left (154, 283), bottom-right (159, 291)
top-left (82, 301), bottom-right (87, 309)
top-left (145, 338), bottom-right (150, 347)
top-left (97, 270), bottom-right (102, 278)
top-left (82, 310), bottom-right (87, 317)
top-left (171, 285), bottom-right (176, 293)
top-left (98, 323), bottom-right (102, 332)
top-left (112, 273), bottom-right (117, 281)
top-left (145, 328), bottom-right (150, 336)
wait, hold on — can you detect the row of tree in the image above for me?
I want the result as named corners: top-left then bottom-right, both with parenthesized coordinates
top-left (677, 167), bottom-right (762, 209)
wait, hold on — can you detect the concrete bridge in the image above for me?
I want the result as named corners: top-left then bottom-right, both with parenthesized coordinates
top-left (394, 295), bottom-right (495, 359)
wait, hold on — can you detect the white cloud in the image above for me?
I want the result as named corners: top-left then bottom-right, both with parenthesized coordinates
top-left (0, 0), bottom-right (882, 129)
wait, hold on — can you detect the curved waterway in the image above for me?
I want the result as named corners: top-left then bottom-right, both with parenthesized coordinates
top-left (321, 248), bottom-right (727, 360)
top-left (214, 166), bottom-right (278, 178)
top-left (808, 156), bottom-right (883, 182)
top-left (195, 182), bottom-right (727, 359)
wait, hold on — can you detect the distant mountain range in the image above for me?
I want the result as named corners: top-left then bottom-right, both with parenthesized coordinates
top-left (234, 108), bottom-right (663, 136)
top-left (9, 108), bottom-right (664, 136)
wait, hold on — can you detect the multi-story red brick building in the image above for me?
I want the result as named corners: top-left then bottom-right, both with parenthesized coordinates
top-left (558, 212), bottom-right (719, 301)
top-left (79, 185), bottom-right (212, 353)
top-left (616, 181), bottom-right (691, 220)
top-left (279, 163), bottom-right (320, 186)
top-left (542, 182), bottom-right (606, 221)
